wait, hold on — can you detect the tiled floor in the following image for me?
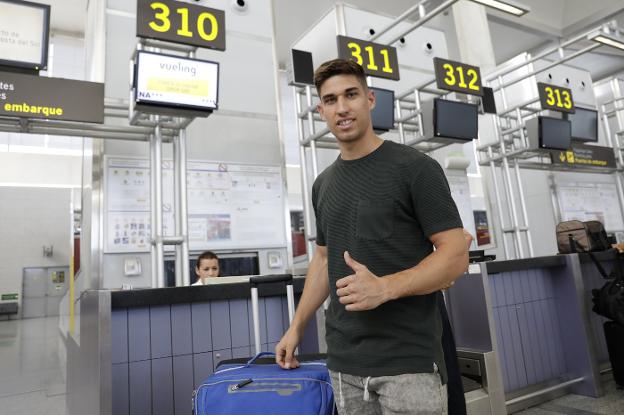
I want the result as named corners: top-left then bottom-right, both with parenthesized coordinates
top-left (514, 377), bottom-right (624, 414)
top-left (0, 315), bottom-right (622, 415)
top-left (0, 316), bottom-right (66, 415)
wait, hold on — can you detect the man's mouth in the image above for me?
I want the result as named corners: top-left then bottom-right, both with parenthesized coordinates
top-left (337, 119), bottom-right (354, 128)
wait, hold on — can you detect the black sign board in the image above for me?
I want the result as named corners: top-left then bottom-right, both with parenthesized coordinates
top-left (291, 49), bottom-right (314, 86)
top-left (0, 71), bottom-right (104, 123)
top-left (550, 144), bottom-right (616, 169)
top-left (433, 57), bottom-right (483, 96)
top-left (537, 82), bottom-right (574, 113)
top-left (337, 35), bottom-right (400, 81)
top-left (136, 0), bottom-right (226, 51)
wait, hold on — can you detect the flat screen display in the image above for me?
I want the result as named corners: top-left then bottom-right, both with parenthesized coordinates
top-left (291, 49), bottom-right (314, 85)
top-left (135, 51), bottom-right (219, 112)
top-left (370, 87), bottom-right (395, 132)
top-left (434, 98), bottom-right (478, 141)
top-left (540, 116), bottom-right (570, 150)
top-left (0, 0), bottom-right (50, 70)
top-left (566, 107), bottom-right (598, 142)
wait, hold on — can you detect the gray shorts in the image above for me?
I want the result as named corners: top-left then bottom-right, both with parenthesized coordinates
top-left (329, 370), bottom-right (448, 415)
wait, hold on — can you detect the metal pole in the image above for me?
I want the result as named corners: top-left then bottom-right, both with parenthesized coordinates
top-left (154, 116), bottom-right (165, 287)
top-left (488, 154), bottom-right (510, 259)
top-left (179, 128), bottom-right (191, 286)
top-left (368, 0), bottom-right (428, 41)
top-left (396, 98), bottom-right (406, 144)
top-left (149, 129), bottom-right (158, 288)
top-left (414, 89), bottom-right (424, 138)
top-left (173, 133), bottom-right (183, 287)
top-left (306, 86), bottom-right (320, 178)
top-left (384, 0), bottom-right (459, 46)
top-left (294, 89), bottom-right (316, 259)
top-left (514, 160), bottom-right (534, 257)
top-left (548, 173), bottom-right (562, 225)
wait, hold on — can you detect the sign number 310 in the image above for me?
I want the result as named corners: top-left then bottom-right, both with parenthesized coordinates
top-left (148, 2), bottom-right (218, 41)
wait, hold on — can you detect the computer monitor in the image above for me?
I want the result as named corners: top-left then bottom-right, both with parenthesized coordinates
top-left (565, 107), bottom-right (598, 142)
top-left (370, 87), bottom-right (395, 132)
top-left (434, 98), bottom-right (479, 141)
top-left (539, 116), bottom-right (571, 150)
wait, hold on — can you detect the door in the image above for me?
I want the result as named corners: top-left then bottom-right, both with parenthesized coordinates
top-left (22, 267), bottom-right (69, 318)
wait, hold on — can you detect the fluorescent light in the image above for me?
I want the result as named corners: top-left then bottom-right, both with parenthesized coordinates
top-left (588, 32), bottom-right (624, 51)
top-left (470, 0), bottom-right (530, 16)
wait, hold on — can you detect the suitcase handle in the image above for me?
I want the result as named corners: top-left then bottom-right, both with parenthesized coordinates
top-left (246, 352), bottom-right (276, 366)
top-left (249, 274), bottom-right (293, 287)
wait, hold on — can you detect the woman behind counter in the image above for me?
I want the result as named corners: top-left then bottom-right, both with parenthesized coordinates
top-left (192, 251), bottom-right (221, 285)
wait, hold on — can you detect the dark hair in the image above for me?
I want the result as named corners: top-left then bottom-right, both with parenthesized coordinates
top-left (196, 251), bottom-right (219, 268)
top-left (314, 58), bottom-right (367, 93)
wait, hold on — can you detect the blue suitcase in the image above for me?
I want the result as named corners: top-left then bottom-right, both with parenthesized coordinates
top-left (193, 275), bottom-right (335, 414)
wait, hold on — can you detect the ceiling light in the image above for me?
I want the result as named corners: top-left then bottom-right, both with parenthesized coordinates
top-left (588, 32), bottom-right (624, 51)
top-left (469, 0), bottom-right (530, 16)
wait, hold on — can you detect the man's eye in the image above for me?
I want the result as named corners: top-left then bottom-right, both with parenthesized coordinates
top-left (347, 92), bottom-right (357, 98)
top-left (324, 98), bottom-right (335, 104)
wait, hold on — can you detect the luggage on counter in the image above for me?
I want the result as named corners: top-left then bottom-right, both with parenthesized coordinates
top-left (193, 274), bottom-right (335, 415)
top-left (604, 321), bottom-right (624, 389)
top-left (556, 220), bottom-right (611, 254)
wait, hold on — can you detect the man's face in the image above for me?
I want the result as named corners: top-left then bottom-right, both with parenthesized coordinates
top-left (317, 74), bottom-right (375, 144)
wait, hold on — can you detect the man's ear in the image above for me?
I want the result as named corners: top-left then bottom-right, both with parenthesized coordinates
top-left (317, 104), bottom-right (325, 121)
top-left (368, 89), bottom-right (376, 111)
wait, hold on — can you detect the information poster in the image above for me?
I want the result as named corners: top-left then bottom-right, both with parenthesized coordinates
top-left (556, 181), bottom-right (624, 231)
top-left (105, 157), bottom-right (286, 253)
top-left (446, 173), bottom-right (477, 246)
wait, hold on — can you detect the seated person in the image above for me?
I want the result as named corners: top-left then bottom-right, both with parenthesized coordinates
top-left (192, 251), bottom-right (220, 285)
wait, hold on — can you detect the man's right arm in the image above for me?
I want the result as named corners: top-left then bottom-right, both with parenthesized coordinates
top-left (275, 244), bottom-right (329, 369)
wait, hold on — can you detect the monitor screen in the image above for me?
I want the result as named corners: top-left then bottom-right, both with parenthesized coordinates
top-left (370, 87), bottom-right (395, 132)
top-left (566, 107), bottom-right (598, 142)
top-left (434, 99), bottom-right (478, 141)
top-left (135, 51), bottom-right (219, 112)
top-left (291, 49), bottom-right (314, 85)
top-left (540, 116), bottom-right (571, 150)
top-left (0, 0), bottom-right (50, 70)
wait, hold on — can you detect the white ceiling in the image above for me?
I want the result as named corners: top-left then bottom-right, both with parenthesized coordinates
top-left (32, 0), bottom-right (624, 81)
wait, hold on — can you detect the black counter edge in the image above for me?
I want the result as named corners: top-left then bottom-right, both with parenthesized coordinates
top-left (485, 255), bottom-right (566, 274)
top-left (110, 277), bottom-right (306, 309)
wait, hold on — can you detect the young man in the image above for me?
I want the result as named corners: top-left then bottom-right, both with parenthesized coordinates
top-left (275, 59), bottom-right (468, 414)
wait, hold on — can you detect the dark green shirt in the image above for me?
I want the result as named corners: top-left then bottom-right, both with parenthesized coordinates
top-left (311, 140), bottom-right (463, 381)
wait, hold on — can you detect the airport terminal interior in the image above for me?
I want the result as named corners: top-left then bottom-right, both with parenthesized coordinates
top-left (1, 0), bottom-right (624, 414)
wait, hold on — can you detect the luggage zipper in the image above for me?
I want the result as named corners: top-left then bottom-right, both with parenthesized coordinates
top-left (196, 377), bottom-right (333, 395)
top-left (232, 378), bottom-right (253, 390)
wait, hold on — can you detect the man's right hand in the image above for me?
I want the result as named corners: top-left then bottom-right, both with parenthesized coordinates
top-left (275, 328), bottom-right (301, 369)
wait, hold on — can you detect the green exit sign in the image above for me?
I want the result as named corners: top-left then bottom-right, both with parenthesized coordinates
top-left (1, 293), bottom-right (18, 301)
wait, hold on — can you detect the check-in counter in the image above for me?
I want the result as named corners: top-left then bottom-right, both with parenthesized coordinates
top-left (446, 253), bottom-right (612, 414)
top-left (66, 275), bottom-right (319, 415)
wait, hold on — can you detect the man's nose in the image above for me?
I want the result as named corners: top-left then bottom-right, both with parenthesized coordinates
top-left (336, 96), bottom-right (349, 113)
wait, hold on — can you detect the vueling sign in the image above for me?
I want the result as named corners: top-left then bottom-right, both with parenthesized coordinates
top-left (0, 72), bottom-right (104, 123)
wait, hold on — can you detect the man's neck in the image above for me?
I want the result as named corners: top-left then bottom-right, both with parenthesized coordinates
top-left (339, 133), bottom-right (384, 161)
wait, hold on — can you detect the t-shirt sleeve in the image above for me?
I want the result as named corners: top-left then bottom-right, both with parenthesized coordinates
top-left (410, 157), bottom-right (463, 238)
top-left (311, 178), bottom-right (327, 246)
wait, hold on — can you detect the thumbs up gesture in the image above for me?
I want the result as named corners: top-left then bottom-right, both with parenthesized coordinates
top-left (336, 251), bottom-right (389, 311)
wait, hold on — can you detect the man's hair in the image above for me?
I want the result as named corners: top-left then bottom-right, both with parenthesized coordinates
top-left (314, 59), bottom-right (367, 93)
top-left (196, 251), bottom-right (219, 267)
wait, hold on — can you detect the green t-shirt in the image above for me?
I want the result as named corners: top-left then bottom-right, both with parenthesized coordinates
top-left (311, 140), bottom-right (463, 381)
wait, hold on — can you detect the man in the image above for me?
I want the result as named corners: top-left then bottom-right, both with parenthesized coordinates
top-left (275, 59), bottom-right (468, 414)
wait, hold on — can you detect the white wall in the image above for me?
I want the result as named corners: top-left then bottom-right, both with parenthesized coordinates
top-left (0, 187), bottom-right (71, 310)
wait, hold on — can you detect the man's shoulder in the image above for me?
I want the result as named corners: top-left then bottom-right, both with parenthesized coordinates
top-left (381, 140), bottom-right (439, 174)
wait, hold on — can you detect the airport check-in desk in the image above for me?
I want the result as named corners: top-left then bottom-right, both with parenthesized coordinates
top-left (66, 276), bottom-right (319, 415)
top-left (446, 253), bottom-right (614, 414)
top-left (67, 253), bottom-right (614, 415)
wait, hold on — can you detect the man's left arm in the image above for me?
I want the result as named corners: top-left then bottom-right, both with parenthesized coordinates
top-left (336, 228), bottom-right (469, 311)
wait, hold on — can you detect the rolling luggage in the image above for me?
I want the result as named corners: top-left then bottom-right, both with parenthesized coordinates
top-left (193, 274), bottom-right (335, 415)
top-left (604, 321), bottom-right (624, 388)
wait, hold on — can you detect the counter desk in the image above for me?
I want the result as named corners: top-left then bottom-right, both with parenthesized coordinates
top-left (446, 253), bottom-right (613, 414)
top-left (66, 275), bottom-right (319, 415)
